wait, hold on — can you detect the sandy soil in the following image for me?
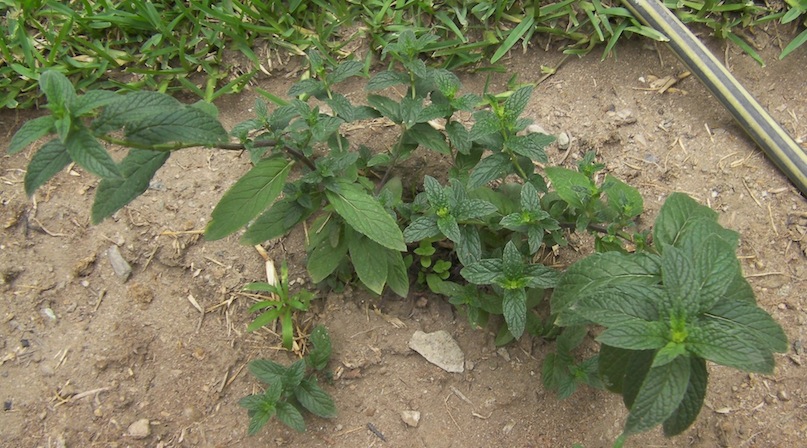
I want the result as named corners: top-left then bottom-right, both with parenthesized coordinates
top-left (1, 30), bottom-right (806, 448)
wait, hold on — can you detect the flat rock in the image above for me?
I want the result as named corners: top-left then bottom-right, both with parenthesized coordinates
top-left (408, 330), bottom-right (464, 373)
top-left (127, 418), bottom-right (150, 439)
top-left (107, 245), bottom-right (132, 282)
top-left (401, 410), bottom-right (421, 427)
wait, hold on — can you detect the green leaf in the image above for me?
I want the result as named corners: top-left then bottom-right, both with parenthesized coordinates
top-left (507, 133), bottom-right (551, 163)
top-left (407, 123), bottom-right (450, 154)
top-left (461, 259), bottom-right (503, 285)
top-left (624, 356), bottom-right (691, 436)
top-left (705, 300), bottom-right (788, 353)
top-left (242, 198), bottom-right (312, 244)
top-left (366, 71), bottom-right (407, 91)
top-left (662, 357), bottom-right (707, 436)
top-left (597, 320), bottom-right (668, 351)
top-left (284, 359), bottom-right (306, 389)
top-left (124, 106), bottom-right (228, 147)
top-left (471, 110), bottom-right (501, 139)
top-left (307, 325), bottom-right (332, 371)
top-left (687, 322), bottom-right (772, 372)
top-left (296, 377), bottom-right (337, 418)
top-left (349, 234), bottom-right (388, 295)
top-left (491, 16), bottom-right (535, 63)
top-left (307, 224), bottom-right (349, 283)
top-left (40, 70), bottom-right (76, 111)
top-left (544, 166), bottom-right (592, 209)
top-left (289, 79), bottom-right (324, 97)
top-left (325, 179), bottom-right (406, 251)
top-left (661, 244), bottom-right (700, 316)
top-left (24, 139), bottom-right (72, 196)
top-left (503, 85), bottom-right (533, 121)
top-left (503, 288), bottom-right (527, 339)
top-left (384, 249), bottom-right (410, 298)
top-left (92, 91), bottom-right (182, 134)
top-left (246, 308), bottom-right (282, 332)
top-left (690, 234), bottom-right (741, 309)
top-left (71, 90), bottom-right (120, 117)
top-left (249, 359), bottom-right (287, 385)
top-left (65, 126), bottom-right (121, 179)
top-left (91, 149), bottom-right (170, 223)
top-left (206, 157), bottom-right (294, 240)
top-left (9, 115), bottom-right (55, 154)
top-left (780, 27), bottom-right (807, 59)
top-left (598, 345), bottom-right (650, 394)
top-left (517, 249), bottom-right (552, 276)
top-left (241, 395), bottom-right (274, 435)
top-left (367, 94), bottom-right (400, 123)
top-left (603, 174), bottom-right (643, 218)
top-left (453, 199), bottom-right (497, 221)
top-left (468, 153), bottom-right (511, 190)
top-left (437, 214), bottom-right (461, 242)
top-left (456, 225), bottom-right (482, 265)
top-left (446, 121), bottom-right (471, 154)
top-left (311, 116), bottom-right (343, 142)
top-left (653, 193), bottom-right (717, 249)
top-left (328, 60), bottom-right (364, 84)
top-left (552, 252), bottom-right (660, 317)
top-left (275, 401), bottom-right (306, 432)
top-left (567, 284), bottom-right (663, 327)
top-left (399, 97), bottom-right (422, 127)
top-left (404, 215), bottom-right (440, 242)
top-left (433, 69), bottom-right (461, 97)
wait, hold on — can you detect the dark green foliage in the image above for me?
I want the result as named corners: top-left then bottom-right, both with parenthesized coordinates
top-left (8, 38), bottom-right (787, 442)
top-left (240, 325), bottom-right (336, 434)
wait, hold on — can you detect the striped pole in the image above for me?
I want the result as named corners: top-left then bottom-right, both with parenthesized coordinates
top-left (621, 0), bottom-right (807, 196)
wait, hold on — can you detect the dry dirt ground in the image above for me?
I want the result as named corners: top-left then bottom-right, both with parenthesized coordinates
top-left (1, 31), bottom-right (806, 448)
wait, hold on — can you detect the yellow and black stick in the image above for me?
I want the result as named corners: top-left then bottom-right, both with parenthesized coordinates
top-left (620, 0), bottom-right (807, 196)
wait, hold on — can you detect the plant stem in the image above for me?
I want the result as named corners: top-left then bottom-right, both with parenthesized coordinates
top-left (97, 135), bottom-right (317, 170)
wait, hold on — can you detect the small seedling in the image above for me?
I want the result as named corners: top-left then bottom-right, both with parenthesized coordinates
top-left (244, 261), bottom-right (315, 350)
top-left (240, 325), bottom-right (336, 434)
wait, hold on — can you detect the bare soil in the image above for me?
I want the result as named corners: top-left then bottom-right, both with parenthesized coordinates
top-left (1, 32), bottom-right (806, 448)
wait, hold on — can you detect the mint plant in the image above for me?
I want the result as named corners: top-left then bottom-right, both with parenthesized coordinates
top-left (549, 193), bottom-right (788, 437)
top-left (240, 325), bottom-right (336, 434)
top-left (243, 261), bottom-right (315, 350)
top-left (8, 31), bottom-right (787, 440)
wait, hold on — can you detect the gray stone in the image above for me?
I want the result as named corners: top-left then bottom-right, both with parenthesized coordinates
top-left (107, 245), bottom-right (132, 282)
top-left (408, 330), bottom-right (464, 373)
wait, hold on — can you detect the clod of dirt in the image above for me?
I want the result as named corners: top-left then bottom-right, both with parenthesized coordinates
top-left (127, 418), bottom-right (151, 439)
top-left (107, 245), bottom-right (132, 282)
top-left (71, 254), bottom-right (97, 277)
top-left (408, 330), bottom-right (464, 373)
top-left (401, 410), bottom-right (421, 427)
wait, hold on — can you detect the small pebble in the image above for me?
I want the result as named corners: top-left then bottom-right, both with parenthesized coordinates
top-left (401, 410), bottom-right (421, 428)
top-left (496, 347), bottom-right (511, 362)
top-left (557, 132), bottom-right (570, 150)
top-left (526, 124), bottom-right (548, 135)
top-left (127, 418), bottom-right (151, 439)
top-left (107, 245), bottom-right (132, 282)
top-left (777, 390), bottom-right (790, 402)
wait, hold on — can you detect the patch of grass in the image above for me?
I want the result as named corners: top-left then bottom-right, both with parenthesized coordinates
top-left (1, 1), bottom-right (806, 109)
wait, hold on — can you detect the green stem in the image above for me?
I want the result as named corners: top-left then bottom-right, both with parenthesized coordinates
top-left (97, 135), bottom-right (317, 170)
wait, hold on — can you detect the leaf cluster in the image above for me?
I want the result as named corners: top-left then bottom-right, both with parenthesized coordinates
top-left (240, 325), bottom-right (335, 434)
top-left (549, 193), bottom-right (788, 437)
top-left (243, 261), bottom-right (316, 350)
top-left (4, 1), bottom-right (806, 109)
top-left (8, 38), bottom-right (788, 442)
